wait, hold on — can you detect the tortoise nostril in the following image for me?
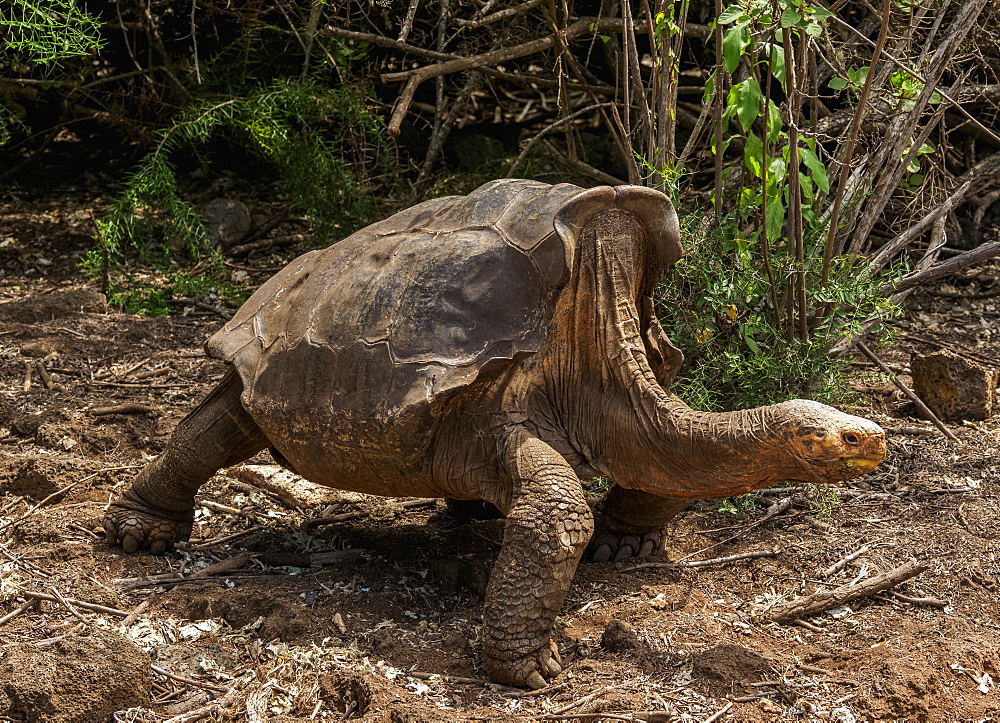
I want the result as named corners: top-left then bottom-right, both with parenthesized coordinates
top-left (844, 433), bottom-right (860, 445)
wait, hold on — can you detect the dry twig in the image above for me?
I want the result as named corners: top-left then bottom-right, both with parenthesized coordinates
top-left (622, 549), bottom-right (777, 573)
top-left (855, 341), bottom-right (957, 442)
top-left (770, 561), bottom-right (929, 622)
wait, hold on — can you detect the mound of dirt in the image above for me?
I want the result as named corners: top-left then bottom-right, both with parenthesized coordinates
top-left (690, 643), bottom-right (775, 694)
top-left (3, 453), bottom-right (105, 500)
top-left (0, 288), bottom-right (105, 325)
top-left (0, 627), bottom-right (151, 722)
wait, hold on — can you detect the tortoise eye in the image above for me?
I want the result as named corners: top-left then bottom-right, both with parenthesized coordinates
top-left (844, 433), bottom-right (860, 445)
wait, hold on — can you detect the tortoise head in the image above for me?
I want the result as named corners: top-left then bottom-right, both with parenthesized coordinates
top-left (774, 400), bottom-right (887, 483)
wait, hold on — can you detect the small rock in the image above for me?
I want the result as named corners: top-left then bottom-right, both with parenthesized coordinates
top-left (601, 618), bottom-right (641, 652)
top-left (0, 627), bottom-right (151, 722)
top-left (910, 349), bottom-right (997, 421)
top-left (201, 198), bottom-right (251, 247)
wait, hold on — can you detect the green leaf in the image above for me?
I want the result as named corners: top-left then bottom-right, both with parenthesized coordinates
top-left (799, 171), bottom-right (815, 202)
top-left (768, 156), bottom-right (787, 184)
top-left (828, 77), bottom-right (848, 90)
top-left (780, 9), bottom-right (802, 27)
top-left (730, 78), bottom-right (762, 131)
top-left (768, 43), bottom-right (786, 87)
top-left (800, 147), bottom-right (829, 193)
top-left (744, 132), bottom-right (764, 178)
top-left (766, 195), bottom-right (785, 240)
top-left (718, 4), bottom-right (745, 24)
top-left (766, 99), bottom-right (783, 144)
top-left (723, 26), bottom-right (747, 75)
top-left (811, 7), bottom-right (834, 19)
top-left (805, 21), bottom-right (823, 37)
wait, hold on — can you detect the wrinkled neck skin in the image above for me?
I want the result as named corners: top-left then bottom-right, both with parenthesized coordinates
top-left (535, 210), bottom-right (809, 500)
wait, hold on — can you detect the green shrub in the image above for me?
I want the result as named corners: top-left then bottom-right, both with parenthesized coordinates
top-left (657, 213), bottom-right (900, 410)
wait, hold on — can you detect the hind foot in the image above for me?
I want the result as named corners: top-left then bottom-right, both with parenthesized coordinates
top-left (588, 530), bottom-right (662, 563)
top-left (104, 490), bottom-right (194, 554)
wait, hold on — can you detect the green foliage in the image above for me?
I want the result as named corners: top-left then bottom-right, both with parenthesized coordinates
top-left (0, 0), bottom-right (105, 66)
top-left (90, 254), bottom-right (252, 316)
top-left (717, 493), bottom-right (762, 515)
top-left (657, 214), bottom-right (900, 411)
top-left (83, 79), bottom-right (392, 308)
top-left (0, 0), bottom-right (106, 143)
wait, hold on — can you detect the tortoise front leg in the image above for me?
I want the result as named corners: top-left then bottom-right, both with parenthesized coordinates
top-left (104, 369), bottom-right (269, 553)
top-left (484, 427), bottom-right (594, 689)
top-left (589, 487), bottom-right (689, 563)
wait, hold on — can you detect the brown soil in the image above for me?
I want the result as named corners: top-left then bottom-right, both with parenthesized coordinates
top-left (1, 186), bottom-right (999, 722)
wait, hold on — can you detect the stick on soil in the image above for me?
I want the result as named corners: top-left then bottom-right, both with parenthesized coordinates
top-left (856, 341), bottom-right (958, 442)
top-left (770, 561), bottom-right (929, 622)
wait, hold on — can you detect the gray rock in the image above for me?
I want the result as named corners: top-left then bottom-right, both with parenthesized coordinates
top-left (201, 198), bottom-right (251, 247)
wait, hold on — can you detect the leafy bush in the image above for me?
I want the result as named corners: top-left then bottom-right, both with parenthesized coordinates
top-left (82, 79), bottom-right (393, 308)
top-left (657, 214), bottom-right (900, 410)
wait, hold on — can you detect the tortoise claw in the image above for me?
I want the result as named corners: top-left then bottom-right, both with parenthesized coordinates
top-left (588, 531), bottom-right (662, 563)
top-left (592, 543), bottom-right (613, 563)
top-left (525, 671), bottom-right (547, 690)
top-left (543, 655), bottom-right (562, 678)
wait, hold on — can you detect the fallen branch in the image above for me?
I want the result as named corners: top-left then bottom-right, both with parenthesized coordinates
top-left (770, 561), bottom-right (929, 622)
top-left (382, 16), bottom-right (626, 134)
top-left (35, 360), bottom-right (54, 390)
top-left (89, 403), bottom-right (157, 416)
top-left (535, 686), bottom-right (613, 717)
top-left (622, 549), bottom-right (777, 573)
top-left (152, 664), bottom-right (229, 693)
top-left (162, 686), bottom-right (240, 723)
top-left (0, 467), bottom-right (135, 536)
top-left (120, 598), bottom-right (151, 628)
top-left (0, 599), bottom-right (37, 626)
top-left (855, 341), bottom-right (957, 442)
top-left (888, 590), bottom-right (948, 608)
top-left (49, 586), bottom-right (87, 623)
top-left (304, 498), bottom-right (436, 528)
top-left (20, 591), bottom-right (129, 617)
top-left (406, 670), bottom-right (522, 695)
top-left (821, 544), bottom-right (874, 579)
top-left (182, 525), bottom-right (266, 550)
top-left (891, 240), bottom-right (1000, 295)
top-left (702, 702), bottom-right (734, 723)
top-left (870, 153), bottom-right (996, 274)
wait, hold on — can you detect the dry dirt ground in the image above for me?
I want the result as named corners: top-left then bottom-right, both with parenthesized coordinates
top-left (1, 184), bottom-right (999, 723)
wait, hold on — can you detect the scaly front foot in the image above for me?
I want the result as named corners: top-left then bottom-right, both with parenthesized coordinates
top-left (588, 530), bottom-right (662, 563)
top-left (485, 639), bottom-right (562, 690)
top-left (103, 489), bottom-right (194, 554)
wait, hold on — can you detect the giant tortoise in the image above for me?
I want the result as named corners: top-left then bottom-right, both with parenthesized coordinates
top-left (104, 179), bottom-right (887, 688)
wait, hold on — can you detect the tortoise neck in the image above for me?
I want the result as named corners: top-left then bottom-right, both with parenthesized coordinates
top-left (553, 211), bottom-right (800, 499)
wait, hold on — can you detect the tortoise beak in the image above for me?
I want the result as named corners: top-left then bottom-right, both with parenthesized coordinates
top-left (842, 453), bottom-right (885, 473)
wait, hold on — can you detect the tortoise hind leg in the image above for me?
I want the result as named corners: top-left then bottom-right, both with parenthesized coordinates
top-left (588, 487), bottom-right (688, 563)
top-left (104, 368), bottom-right (269, 554)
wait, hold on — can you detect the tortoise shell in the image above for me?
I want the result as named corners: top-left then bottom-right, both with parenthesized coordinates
top-left (206, 179), bottom-right (679, 489)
